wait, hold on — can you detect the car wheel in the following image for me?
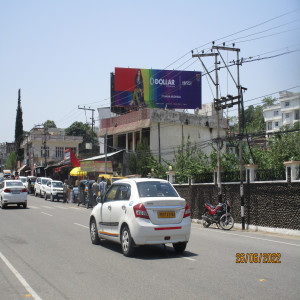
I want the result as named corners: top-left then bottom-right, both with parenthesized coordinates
top-left (1, 199), bottom-right (5, 209)
top-left (23, 203), bottom-right (27, 209)
top-left (40, 191), bottom-right (42, 198)
top-left (34, 190), bottom-right (37, 197)
top-left (90, 218), bottom-right (101, 245)
top-left (50, 194), bottom-right (54, 202)
top-left (44, 193), bottom-right (47, 200)
top-left (121, 226), bottom-right (134, 257)
top-left (172, 242), bottom-right (187, 254)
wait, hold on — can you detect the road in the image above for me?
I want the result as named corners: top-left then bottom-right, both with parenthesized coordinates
top-left (0, 194), bottom-right (299, 300)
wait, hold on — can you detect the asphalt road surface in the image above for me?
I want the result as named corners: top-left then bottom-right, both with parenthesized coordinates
top-left (0, 194), bottom-right (299, 300)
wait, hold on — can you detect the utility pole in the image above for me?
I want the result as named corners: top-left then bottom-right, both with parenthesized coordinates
top-left (43, 127), bottom-right (48, 176)
top-left (212, 44), bottom-right (246, 230)
top-left (104, 129), bottom-right (108, 174)
top-left (192, 51), bottom-right (222, 203)
top-left (78, 106), bottom-right (96, 133)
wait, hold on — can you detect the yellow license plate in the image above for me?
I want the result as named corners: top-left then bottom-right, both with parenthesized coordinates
top-left (158, 211), bottom-right (175, 218)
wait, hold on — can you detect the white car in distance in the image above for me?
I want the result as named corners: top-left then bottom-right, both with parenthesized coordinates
top-left (0, 180), bottom-right (27, 209)
top-left (89, 178), bottom-right (191, 257)
top-left (34, 177), bottom-right (51, 197)
top-left (44, 180), bottom-right (64, 202)
top-left (19, 176), bottom-right (28, 189)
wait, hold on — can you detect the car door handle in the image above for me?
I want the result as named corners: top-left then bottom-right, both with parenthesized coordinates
top-left (108, 205), bottom-right (111, 210)
top-left (122, 205), bottom-right (126, 210)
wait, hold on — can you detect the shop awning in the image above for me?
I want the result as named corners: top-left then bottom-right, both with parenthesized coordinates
top-left (70, 167), bottom-right (87, 177)
top-left (80, 150), bottom-right (124, 162)
top-left (18, 165), bottom-right (28, 172)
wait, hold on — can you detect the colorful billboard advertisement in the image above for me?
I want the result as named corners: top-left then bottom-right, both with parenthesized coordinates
top-left (114, 67), bottom-right (202, 109)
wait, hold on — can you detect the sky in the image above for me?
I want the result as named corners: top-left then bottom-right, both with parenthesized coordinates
top-left (1, 0), bottom-right (299, 143)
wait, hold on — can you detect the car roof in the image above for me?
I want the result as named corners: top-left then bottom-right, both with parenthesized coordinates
top-left (5, 180), bottom-right (22, 183)
top-left (112, 178), bottom-right (169, 185)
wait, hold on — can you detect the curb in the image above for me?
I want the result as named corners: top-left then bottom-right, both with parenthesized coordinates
top-left (192, 219), bottom-right (300, 237)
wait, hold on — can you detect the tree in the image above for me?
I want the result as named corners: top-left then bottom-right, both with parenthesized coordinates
top-left (262, 96), bottom-right (278, 108)
top-left (128, 138), bottom-right (167, 178)
top-left (15, 89), bottom-right (24, 165)
top-left (5, 152), bottom-right (17, 171)
top-left (65, 121), bottom-right (99, 155)
top-left (44, 120), bottom-right (57, 129)
top-left (243, 104), bottom-right (265, 133)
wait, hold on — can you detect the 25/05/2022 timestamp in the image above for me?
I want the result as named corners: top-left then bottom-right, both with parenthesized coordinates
top-left (236, 253), bottom-right (281, 263)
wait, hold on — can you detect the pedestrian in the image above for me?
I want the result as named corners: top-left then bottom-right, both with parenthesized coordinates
top-left (99, 176), bottom-right (107, 201)
top-left (63, 179), bottom-right (69, 203)
top-left (27, 178), bottom-right (31, 194)
top-left (92, 180), bottom-right (100, 205)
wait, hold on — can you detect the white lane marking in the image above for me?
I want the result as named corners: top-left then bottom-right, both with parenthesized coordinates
top-left (0, 251), bottom-right (42, 300)
top-left (29, 206), bottom-right (39, 209)
top-left (69, 207), bottom-right (81, 210)
top-left (54, 206), bottom-right (68, 210)
top-left (74, 223), bottom-right (89, 229)
top-left (41, 212), bottom-right (53, 217)
top-left (192, 226), bottom-right (300, 247)
top-left (41, 206), bottom-right (54, 209)
top-left (183, 257), bottom-right (196, 261)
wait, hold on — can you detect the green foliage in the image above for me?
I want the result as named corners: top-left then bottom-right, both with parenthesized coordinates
top-left (43, 120), bottom-right (57, 129)
top-left (230, 97), bottom-right (278, 135)
top-left (261, 97), bottom-right (278, 107)
top-left (65, 121), bottom-right (99, 153)
top-left (170, 136), bottom-right (214, 183)
top-left (243, 105), bottom-right (265, 133)
top-left (5, 152), bottom-right (17, 170)
top-left (250, 122), bottom-right (300, 170)
top-left (128, 154), bottom-right (137, 174)
top-left (128, 139), bottom-right (167, 178)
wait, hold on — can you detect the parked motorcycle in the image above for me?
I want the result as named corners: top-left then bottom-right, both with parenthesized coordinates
top-left (202, 200), bottom-right (234, 230)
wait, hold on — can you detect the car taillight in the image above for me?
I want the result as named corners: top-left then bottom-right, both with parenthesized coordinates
top-left (4, 188), bottom-right (11, 193)
top-left (21, 188), bottom-right (27, 193)
top-left (183, 203), bottom-right (190, 218)
top-left (133, 203), bottom-right (149, 219)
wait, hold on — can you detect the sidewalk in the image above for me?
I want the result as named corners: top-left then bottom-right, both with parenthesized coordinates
top-left (192, 219), bottom-right (300, 238)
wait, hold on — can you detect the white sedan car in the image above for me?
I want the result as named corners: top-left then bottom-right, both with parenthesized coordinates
top-left (89, 178), bottom-right (191, 257)
top-left (0, 180), bottom-right (28, 209)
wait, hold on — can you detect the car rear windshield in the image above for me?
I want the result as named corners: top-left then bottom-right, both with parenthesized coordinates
top-left (137, 181), bottom-right (178, 198)
top-left (52, 182), bottom-right (63, 188)
top-left (6, 182), bottom-right (23, 187)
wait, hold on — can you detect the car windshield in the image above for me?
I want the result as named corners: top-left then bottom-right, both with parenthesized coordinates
top-left (137, 181), bottom-right (178, 198)
top-left (20, 178), bottom-right (27, 183)
top-left (6, 181), bottom-right (23, 187)
top-left (42, 179), bottom-right (49, 184)
top-left (52, 182), bottom-right (63, 188)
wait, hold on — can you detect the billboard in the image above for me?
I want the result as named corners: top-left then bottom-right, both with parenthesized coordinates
top-left (113, 67), bottom-right (202, 109)
top-left (80, 161), bottom-right (113, 173)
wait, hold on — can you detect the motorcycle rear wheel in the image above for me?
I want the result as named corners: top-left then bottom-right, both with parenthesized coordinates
top-left (202, 211), bottom-right (211, 228)
top-left (219, 214), bottom-right (234, 230)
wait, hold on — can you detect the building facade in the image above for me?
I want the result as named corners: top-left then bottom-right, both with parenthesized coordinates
top-left (0, 142), bottom-right (16, 170)
top-left (263, 91), bottom-right (300, 133)
top-left (21, 127), bottom-right (83, 176)
top-left (98, 107), bottom-right (226, 175)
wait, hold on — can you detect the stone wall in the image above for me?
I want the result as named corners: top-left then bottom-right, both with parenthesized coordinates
top-left (174, 182), bottom-right (300, 230)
